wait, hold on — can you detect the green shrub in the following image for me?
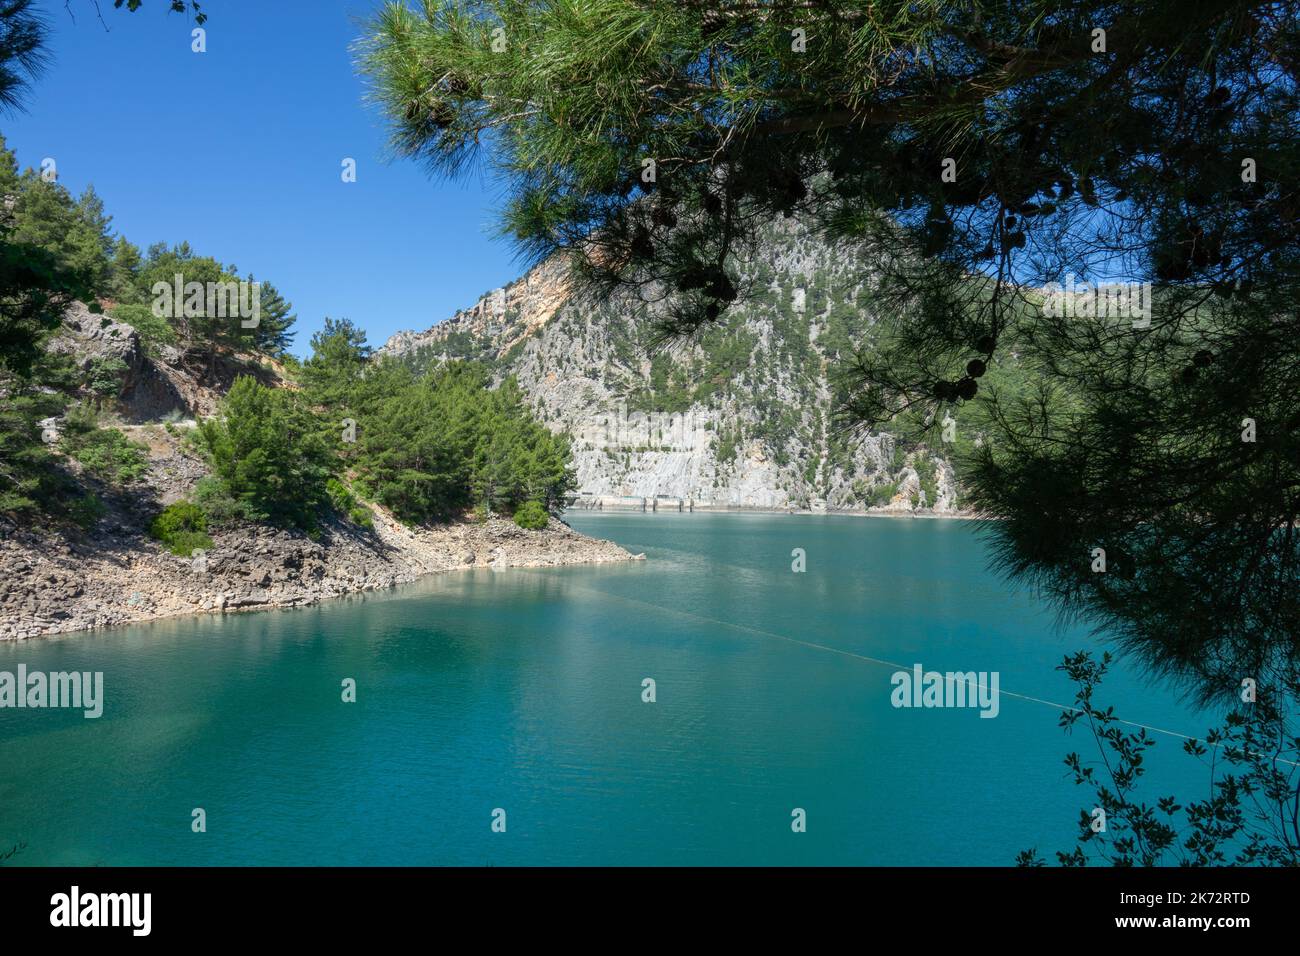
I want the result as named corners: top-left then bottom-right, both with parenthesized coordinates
top-left (513, 500), bottom-right (549, 530)
top-left (164, 530), bottom-right (214, 557)
top-left (326, 477), bottom-right (374, 527)
top-left (151, 500), bottom-right (207, 536)
top-left (867, 482), bottom-right (898, 507)
top-left (191, 476), bottom-right (258, 524)
top-left (715, 428), bottom-right (741, 463)
top-left (149, 500), bottom-right (214, 555)
top-left (84, 356), bottom-right (128, 399)
top-left (326, 477), bottom-right (355, 512)
top-left (61, 418), bottom-right (149, 484)
top-left (110, 303), bottom-right (177, 356)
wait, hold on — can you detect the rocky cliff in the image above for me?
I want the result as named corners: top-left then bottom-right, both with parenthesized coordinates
top-left (382, 220), bottom-right (960, 513)
top-left (47, 300), bottom-right (285, 423)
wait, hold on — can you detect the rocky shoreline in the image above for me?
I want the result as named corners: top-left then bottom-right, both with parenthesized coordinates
top-left (0, 411), bottom-right (638, 642)
top-left (570, 503), bottom-right (982, 519)
top-left (0, 511), bottom-right (638, 641)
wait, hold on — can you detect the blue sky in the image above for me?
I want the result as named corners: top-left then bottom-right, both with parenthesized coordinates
top-left (1, 0), bottom-right (519, 356)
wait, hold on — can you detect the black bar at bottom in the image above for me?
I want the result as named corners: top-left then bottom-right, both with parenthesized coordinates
top-left (0, 866), bottom-right (1284, 940)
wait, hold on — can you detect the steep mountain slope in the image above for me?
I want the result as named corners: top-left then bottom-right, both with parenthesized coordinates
top-left (382, 219), bottom-right (959, 513)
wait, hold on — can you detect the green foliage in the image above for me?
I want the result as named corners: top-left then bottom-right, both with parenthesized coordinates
top-left (196, 377), bottom-right (334, 528)
top-left (245, 278), bottom-right (295, 356)
top-left (110, 301), bottom-right (177, 355)
top-left (300, 317), bottom-right (371, 410)
top-left (714, 426), bottom-right (741, 464)
top-left (802, 455), bottom-right (819, 487)
top-left (326, 477), bottom-right (373, 528)
top-left (0, 370), bottom-right (66, 514)
top-left (0, 1), bottom-right (46, 114)
top-left (348, 362), bottom-right (575, 523)
top-left (83, 355), bottom-right (128, 399)
top-left (148, 500), bottom-right (213, 554)
top-left (626, 353), bottom-right (693, 414)
top-left (512, 499), bottom-right (548, 529)
top-left (149, 499), bottom-right (206, 537)
top-left (415, 327), bottom-right (501, 369)
top-left (135, 243), bottom-right (233, 342)
top-left (190, 475), bottom-right (258, 524)
top-left (865, 481), bottom-right (897, 508)
top-left (158, 528), bottom-right (213, 557)
top-left (325, 477), bottom-right (352, 511)
top-left (124, 241), bottom-right (299, 366)
top-left (106, 236), bottom-right (144, 304)
top-left (1019, 652), bottom-right (1300, 867)
top-left (60, 408), bottom-right (149, 484)
top-left (5, 174), bottom-right (113, 295)
top-left (302, 331), bottom-right (576, 526)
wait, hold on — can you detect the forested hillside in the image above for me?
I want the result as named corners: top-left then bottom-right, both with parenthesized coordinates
top-left (0, 135), bottom-right (573, 537)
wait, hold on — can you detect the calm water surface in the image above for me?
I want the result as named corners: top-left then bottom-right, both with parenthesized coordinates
top-left (0, 514), bottom-right (1210, 865)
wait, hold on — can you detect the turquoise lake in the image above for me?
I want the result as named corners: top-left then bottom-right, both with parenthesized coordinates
top-left (0, 514), bottom-right (1212, 866)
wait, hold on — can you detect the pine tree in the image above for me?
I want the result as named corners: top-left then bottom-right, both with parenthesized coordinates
top-left (197, 377), bottom-right (334, 528)
top-left (241, 277), bottom-right (295, 356)
top-left (107, 236), bottom-right (144, 304)
top-left (301, 317), bottom-right (372, 409)
top-left (361, 0), bottom-right (1300, 699)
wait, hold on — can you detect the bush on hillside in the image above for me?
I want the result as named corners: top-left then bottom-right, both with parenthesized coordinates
top-left (513, 500), bottom-right (549, 530)
top-left (60, 408), bottom-right (149, 484)
top-left (149, 500), bottom-right (213, 556)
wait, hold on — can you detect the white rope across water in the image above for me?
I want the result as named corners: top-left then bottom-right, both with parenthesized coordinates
top-left (523, 571), bottom-right (1300, 769)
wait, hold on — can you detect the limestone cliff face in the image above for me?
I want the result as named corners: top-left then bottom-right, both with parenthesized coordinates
top-left (382, 220), bottom-right (960, 513)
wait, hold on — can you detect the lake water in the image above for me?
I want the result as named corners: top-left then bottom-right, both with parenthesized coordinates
top-left (0, 514), bottom-right (1211, 866)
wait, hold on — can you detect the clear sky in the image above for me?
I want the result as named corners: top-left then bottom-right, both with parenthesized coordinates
top-left (1, 0), bottom-right (520, 356)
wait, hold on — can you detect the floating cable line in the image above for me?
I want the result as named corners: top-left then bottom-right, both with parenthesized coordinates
top-left (520, 571), bottom-right (1300, 769)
